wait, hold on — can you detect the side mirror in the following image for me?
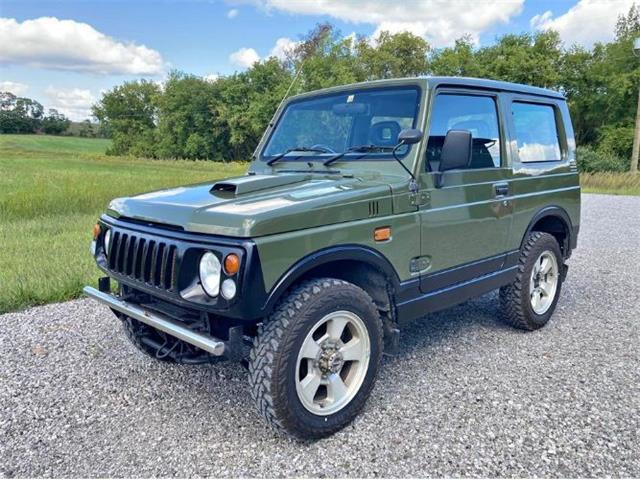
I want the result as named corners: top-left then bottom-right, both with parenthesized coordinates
top-left (398, 128), bottom-right (423, 145)
top-left (435, 130), bottom-right (472, 188)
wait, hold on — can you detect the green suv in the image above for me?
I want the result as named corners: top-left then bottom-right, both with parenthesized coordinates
top-left (85, 77), bottom-right (580, 438)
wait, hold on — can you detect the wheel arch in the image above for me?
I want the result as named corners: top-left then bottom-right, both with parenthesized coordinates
top-left (522, 206), bottom-right (574, 259)
top-left (262, 245), bottom-right (401, 316)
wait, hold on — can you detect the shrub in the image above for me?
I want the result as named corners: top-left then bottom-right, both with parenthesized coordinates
top-left (597, 125), bottom-right (634, 160)
top-left (576, 145), bottom-right (629, 173)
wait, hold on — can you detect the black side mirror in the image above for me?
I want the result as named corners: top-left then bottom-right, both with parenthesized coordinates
top-left (398, 128), bottom-right (423, 145)
top-left (435, 130), bottom-right (472, 188)
top-left (391, 129), bottom-right (423, 186)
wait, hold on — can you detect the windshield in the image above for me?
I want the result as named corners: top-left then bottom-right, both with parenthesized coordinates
top-left (261, 86), bottom-right (420, 162)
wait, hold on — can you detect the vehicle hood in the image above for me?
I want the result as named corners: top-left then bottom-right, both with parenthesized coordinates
top-left (106, 173), bottom-right (393, 237)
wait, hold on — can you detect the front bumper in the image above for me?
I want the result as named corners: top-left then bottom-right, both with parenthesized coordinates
top-left (83, 286), bottom-right (226, 355)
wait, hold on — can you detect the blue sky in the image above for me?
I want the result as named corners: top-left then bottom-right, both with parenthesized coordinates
top-left (0, 0), bottom-right (635, 119)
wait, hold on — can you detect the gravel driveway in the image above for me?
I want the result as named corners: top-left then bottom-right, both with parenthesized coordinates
top-left (1, 193), bottom-right (639, 478)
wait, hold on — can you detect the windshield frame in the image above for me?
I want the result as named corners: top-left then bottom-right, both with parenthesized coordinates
top-left (259, 85), bottom-right (422, 164)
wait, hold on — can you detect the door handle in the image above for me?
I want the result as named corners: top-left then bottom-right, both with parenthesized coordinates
top-left (494, 183), bottom-right (509, 197)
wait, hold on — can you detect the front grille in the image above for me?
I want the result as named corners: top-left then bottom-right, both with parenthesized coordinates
top-left (107, 231), bottom-right (178, 290)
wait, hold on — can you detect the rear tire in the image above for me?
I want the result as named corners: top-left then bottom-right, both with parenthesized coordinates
top-left (248, 278), bottom-right (383, 439)
top-left (500, 232), bottom-right (564, 330)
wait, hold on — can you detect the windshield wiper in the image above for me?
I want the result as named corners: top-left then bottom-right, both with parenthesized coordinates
top-left (323, 144), bottom-right (394, 166)
top-left (266, 147), bottom-right (331, 166)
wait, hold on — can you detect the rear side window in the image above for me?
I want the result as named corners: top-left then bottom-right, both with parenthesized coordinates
top-left (512, 102), bottom-right (561, 162)
top-left (426, 94), bottom-right (501, 170)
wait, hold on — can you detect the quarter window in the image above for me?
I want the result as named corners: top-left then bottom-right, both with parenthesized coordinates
top-left (511, 102), bottom-right (561, 162)
top-left (426, 94), bottom-right (501, 170)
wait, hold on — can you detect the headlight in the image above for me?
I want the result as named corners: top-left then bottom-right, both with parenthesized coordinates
top-left (103, 229), bottom-right (112, 255)
top-left (221, 279), bottom-right (237, 300)
top-left (199, 252), bottom-right (221, 297)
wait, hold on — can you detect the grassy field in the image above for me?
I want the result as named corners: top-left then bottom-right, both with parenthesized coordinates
top-left (0, 134), bottom-right (246, 314)
top-left (580, 172), bottom-right (640, 195)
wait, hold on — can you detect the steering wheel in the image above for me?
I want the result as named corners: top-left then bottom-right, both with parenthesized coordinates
top-left (310, 144), bottom-right (336, 154)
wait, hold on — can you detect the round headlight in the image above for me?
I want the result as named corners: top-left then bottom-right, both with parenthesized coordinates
top-left (199, 252), bottom-right (221, 297)
top-left (103, 229), bottom-right (112, 255)
top-left (221, 279), bottom-right (237, 300)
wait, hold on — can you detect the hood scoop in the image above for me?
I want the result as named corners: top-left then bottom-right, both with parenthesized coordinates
top-left (210, 174), bottom-right (309, 197)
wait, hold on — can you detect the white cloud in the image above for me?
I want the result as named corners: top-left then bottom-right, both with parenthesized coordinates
top-left (530, 0), bottom-right (636, 47)
top-left (250, 0), bottom-right (524, 46)
top-left (203, 73), bottom-right (220, 82)
top-left (228, 37), bottom-right (298, 68)
top-left (0, 17), bottom-right (165, 75)
top-left (227, 8), bottom-right (239, 19)
top-left (0, 80), bottom-right (28, 95)
top-left (229, 47), bottom-right (260, 68)
top-left (44, 86), bottom-right (96, 121)
top-left (268, 37), bottom-right (298, 60)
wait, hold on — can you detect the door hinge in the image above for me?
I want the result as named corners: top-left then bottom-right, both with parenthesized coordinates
top-left (409, 191), bottom-right (430, 206)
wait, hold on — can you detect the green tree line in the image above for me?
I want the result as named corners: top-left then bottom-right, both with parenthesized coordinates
top-left (0, 92), bottom-right (71, 135)
top-left (93, 6), bottom-right (640, 171)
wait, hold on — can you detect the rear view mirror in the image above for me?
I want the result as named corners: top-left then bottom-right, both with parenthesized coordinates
top-left (435, 130), bottom-right (472, 188)
top-left (398, 128), bottom-right (423, 145)
top-left (332, 102), bottom-right (370, 116)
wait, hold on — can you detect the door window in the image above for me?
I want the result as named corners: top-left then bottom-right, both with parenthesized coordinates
top-left (511, 102), bottom-right (561, 162)
top-left (426, 94), bottom-right (501, 170)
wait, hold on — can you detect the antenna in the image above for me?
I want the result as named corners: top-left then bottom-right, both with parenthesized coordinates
top-left (276, 61), bottom-right (304, 112)
top-left (251, 60), bottom-right (304, 161)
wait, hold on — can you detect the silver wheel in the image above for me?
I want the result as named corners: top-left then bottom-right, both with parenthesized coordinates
top-left (529, 250), bottom-right (559, 315)
top-left (295, 310), bottom-right (371, 416)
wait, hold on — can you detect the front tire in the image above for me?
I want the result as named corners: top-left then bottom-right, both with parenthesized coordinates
top-left (500, 232), bottom-right (564, 330)
top-left (248, 278), bottom-right (383, 439)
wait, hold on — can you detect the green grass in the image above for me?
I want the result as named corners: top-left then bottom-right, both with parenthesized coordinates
top-left (580, 172), bottom-right (640, 196)
top-left (0, 134), bottom-right (246, 314)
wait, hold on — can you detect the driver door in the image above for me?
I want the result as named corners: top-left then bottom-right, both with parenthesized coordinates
top-left (418, 90), bottom-right (513, 293)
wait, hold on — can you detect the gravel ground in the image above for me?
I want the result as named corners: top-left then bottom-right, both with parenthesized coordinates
top-left (1, 193), bottom-right (639, 478)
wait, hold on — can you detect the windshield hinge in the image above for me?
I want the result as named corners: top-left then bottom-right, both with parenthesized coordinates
top-left (409, 190), bottom-right (430, 207)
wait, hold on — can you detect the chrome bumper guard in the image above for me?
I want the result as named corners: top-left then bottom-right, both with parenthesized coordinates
top-left (83, 286), bottom-right (225, 356)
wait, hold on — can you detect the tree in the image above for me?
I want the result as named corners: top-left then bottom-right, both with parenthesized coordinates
top-left (430, 37), bottom-right (480, 77)
top-left (154, 71), bottom-right (224, 160)
top-left (289, 24), bottom-right (364, 92)
top-left (92, 80), bottom-right (160, 156)
top-left (0, 92), bottom-right (45, 133)
top-left (41, 109), bottom-right (71, 135)
top-left (216, 58), bottom-right (293, 159)
top-left (615, 3), bottom-right (640, 39)
top-left (356, 31), bottom-right (430, 79)
top-left (474, 31), bottom-right (563, 88)
top-left (78, 120), bottom-right (95, 137)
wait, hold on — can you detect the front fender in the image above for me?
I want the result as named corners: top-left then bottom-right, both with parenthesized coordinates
top-left (261, 245), bottom-right (401, 314)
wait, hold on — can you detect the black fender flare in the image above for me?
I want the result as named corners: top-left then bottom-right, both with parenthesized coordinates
top-left (521, 205), bottom-right (576, 255)
top-left (261, 244), bottom-right (401, 314)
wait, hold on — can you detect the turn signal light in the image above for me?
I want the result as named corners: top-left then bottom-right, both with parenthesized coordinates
top-left (374, 227), bottom-right (391, 242)
top-left (92, 223), bottom-right (101, 240)
top-left (224, 253), bottom-right (240, 275)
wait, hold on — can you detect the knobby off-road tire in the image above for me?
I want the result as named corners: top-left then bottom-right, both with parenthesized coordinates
top-left (500, 232), bottom-right (564, 331)
top-left (248, 278), bottom-right (384, 439)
